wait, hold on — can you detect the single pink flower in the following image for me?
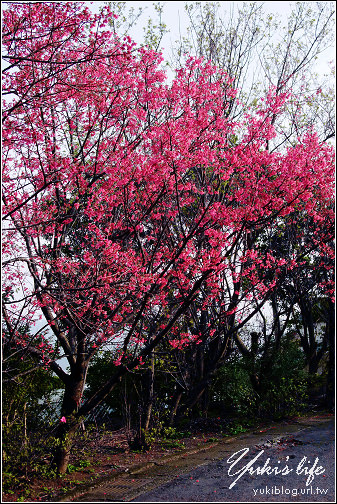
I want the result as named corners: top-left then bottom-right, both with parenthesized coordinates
top-left (60, 416), bottom-right (67, 423)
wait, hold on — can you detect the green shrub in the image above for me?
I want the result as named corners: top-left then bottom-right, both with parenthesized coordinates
top-left (2, 343), bottom-right (64, 492)
top-left (211, 336), bottom-right (308, 421)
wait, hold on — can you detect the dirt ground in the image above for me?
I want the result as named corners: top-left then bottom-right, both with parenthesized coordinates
top-left (2, 416), bottom-right (235, 502)
top-left (2, 413), bottom-right (334, 502)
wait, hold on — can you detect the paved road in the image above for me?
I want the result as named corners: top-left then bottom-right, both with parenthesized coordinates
top-left (132, 419), bottom-right (335, 502)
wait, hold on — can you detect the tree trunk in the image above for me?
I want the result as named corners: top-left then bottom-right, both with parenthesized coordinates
top-left (130, 354), bottom-right (155, 452)
top-left (202, 385), bottom-right (210, 417)
top-left (169, 390), bottom-right (183, 426)
top-left (173, 374), bottom-right (214, 424)
top-left (53, 422), bottom-right (78, 474)
top-left (53, 370), bottom-right (86, 474)
top-left (143, 352), bottom-right (155, 432)
top-left (23, 402), bottom-right (27, 449)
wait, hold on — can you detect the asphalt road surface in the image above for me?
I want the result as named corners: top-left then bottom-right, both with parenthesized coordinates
top-left (132, 419), bottom-right (335, 502)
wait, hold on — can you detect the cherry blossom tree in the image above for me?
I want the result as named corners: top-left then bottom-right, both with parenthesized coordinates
top-left (2, 2), bottom-right (334, 472)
